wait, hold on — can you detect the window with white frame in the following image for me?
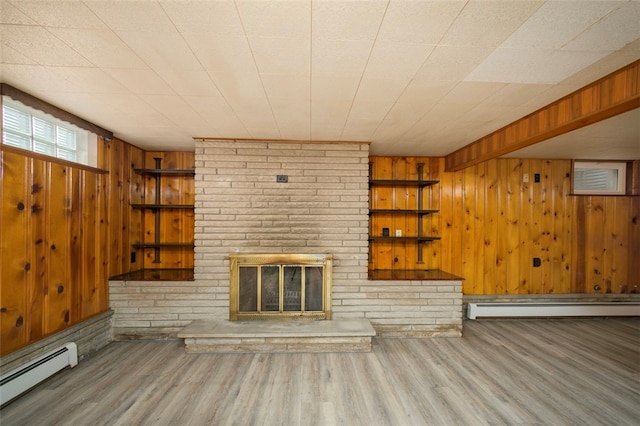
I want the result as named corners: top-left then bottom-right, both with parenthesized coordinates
top-left (573, 160), bottom-right (628, 195)
top-left (2, 97), bottom-right (97, 167)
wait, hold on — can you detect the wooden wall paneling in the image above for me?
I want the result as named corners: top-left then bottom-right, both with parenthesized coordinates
top-left (28, 157), bottom-right (47, 342)
top-left (614, 197), bottom-right (632, 294)
top-left (0, 152), bottom-right (30, 355)
top-left (572, 196), bottom-right (586, 293)
top-left (81, 170), bottom-right (99, 318)
top-left (630, 197), bottom-right (640, 293)
top-left (129, 146), bottom-right (144, 272)
top-left (494, 160), bottom-right (509, 294)
top-left (551, 161), bottom-right (572, 293)
top-left (587, 197), bottom-right (606, 294)
top-left (68, 167), bottom-right (82, 324)
top-left (505, 159), bottom-right (523, 294)
top-left (46, 162), bottom-right (71, 334)
top-left (473, 162), bottom-right (487, 294)
top-left (527, 159), bottom-right (542, 294)
top-left (107, 140), bottom-right (125, 277)
top-left (450, 166), bottom-right (466, 288)
top-left (461, 165), bottom-right (478, 293)
top-left (602, 197), bottom-right (616, 293)
top-left (482, 160), bottom-right (499, 295)
top-left (369, 157), bottom-right (394, 271)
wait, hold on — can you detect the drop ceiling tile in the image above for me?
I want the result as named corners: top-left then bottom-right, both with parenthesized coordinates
top-left (377, 0), bottom-right (465, 44)
top-left (47, 67), bottom-right (129, 94)
top-left (232, 99), bottom-right (279, 129)
top-left (1, 44), bottom-right (37, 64)
top-left (441, 82), bottom-right (507, 107)
top-left (563, 2), bottom-right (640, 52)
top-left (0, 2), bottom-right (37, 25)
top-left (502, 1), bottom-right (620, 50)
top-left (481, 83), bottom-right (552, 107)
top-left (312, 39), bottom-right (373, 77)
top-left (363, 41), bottom-right (434, 81)
top-left (1, 25), bottom-right (92, 66)
top-left (85, 1), bottom-right (176, 32)
top-left (48, 28), bottom-right (147, 69)
top-left (154, 69), bottom-right (223, 97)
top-left (312, 0), bottom-right (387, 41)
top-left (353, 78), bottom-right (407, 103)
top-left (465, 48), bottom-right (607, 84)
top-left (103, 68), bottom-right (174, 95)
top-left (210, 72), bottom-right (266, 101)
top-left (311, 98), bottom-right (352, 122)
top-left (118, 31), bottom-right (202, 71)
top-left (236, 1), bottom-right (310, 39)
top-left (395, 80), bottom-right (457, 111)
top-left (440, 0), bottom-right (543, 48)
top-left (249, 36), bottom-right (310, 75)
top-left (183, 96), bottom-right (247, 131)
top-left (8, 0), bottom-right (108, 29)
top-left (413, 45), bottom-right (493, 82)
top-left (261, 74), bottom-right (310, 101)
top-left (269, 97), bottom-right (310, 125)
top-left (185, 34), bottom-right (257, 74)
top-left (160, 0), bottom-right (244, 35)
top-left (139, 94), bottom-right (204, 129)
top-left (311, 76), bottom-right (360, 101)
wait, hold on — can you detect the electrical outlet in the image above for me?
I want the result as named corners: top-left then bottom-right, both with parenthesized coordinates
top-left (276, 175), bottom-right (288, 183)
top-left (534, 173), bottom-right (541, 183)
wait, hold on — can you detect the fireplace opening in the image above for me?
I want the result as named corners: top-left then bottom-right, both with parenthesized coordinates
top-left (229, 254), bottom-right (332, 320)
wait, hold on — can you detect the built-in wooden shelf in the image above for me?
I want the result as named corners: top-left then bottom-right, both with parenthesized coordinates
top-left (130, 204), bottom-right (194, 209)
top-left (368, 269), bottom-right (464, 281)
top-left (109, 268), bottom-right (194, 281)
top-left (369, 179), bottom-right (439, 187)
top-left (369, 236), bottom-right (441, 242)
top-left (369, 209), bottom-right (438, 215)
top-left (132, 243), bottom-right (194, 249)
top-left (133, 169), bottom-right (195, 175)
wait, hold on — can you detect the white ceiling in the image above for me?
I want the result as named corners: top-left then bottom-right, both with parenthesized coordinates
top-left (1, 0), bottom-right (639, 159)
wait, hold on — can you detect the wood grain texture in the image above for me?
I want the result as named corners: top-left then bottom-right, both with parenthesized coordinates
top-left (1, 318), bottom-right (638, 425)
top-left (370, 157), bottom-right (640, 296)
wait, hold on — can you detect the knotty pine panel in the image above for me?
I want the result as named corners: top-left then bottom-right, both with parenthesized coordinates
top-left (0, 152), bottom-right (30, 354)
top-left (1, 138), bottom-right (141, 356)
top-left (370, 156), bottom-right (639, 296)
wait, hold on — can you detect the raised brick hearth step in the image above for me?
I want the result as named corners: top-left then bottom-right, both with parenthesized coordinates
top-left (177, 319), bottom-right (376, 353)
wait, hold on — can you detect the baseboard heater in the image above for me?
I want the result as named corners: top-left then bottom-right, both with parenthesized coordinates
top-left (467, 302), bottom-right (640, 320)
top-left (0, 343), bottom-right (78, 406)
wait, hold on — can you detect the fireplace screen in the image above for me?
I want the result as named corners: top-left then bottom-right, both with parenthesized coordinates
top-left (229, 254), bottom-right (332, 320)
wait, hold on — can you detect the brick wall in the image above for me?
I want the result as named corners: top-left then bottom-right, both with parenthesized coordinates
top-left (110, 141), bottom-right (462, 338)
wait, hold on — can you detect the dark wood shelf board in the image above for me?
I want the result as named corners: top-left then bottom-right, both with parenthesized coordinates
top-left (130, 204), bottom-right (194, 209)
top-left (134, 169), bottom-right (195, 176)
top-left (369, 209), bottom-right (438, 215)
top-left (370, 179), bottom-right (439, 187)
top-left (132, 243), bottom-right (195, 249)
top-left (369, 236), bottom-right (441, 242)
top-left (109, 268), bottom-right (194, 281)
top-left (368, 269), bottom-right (464, 281)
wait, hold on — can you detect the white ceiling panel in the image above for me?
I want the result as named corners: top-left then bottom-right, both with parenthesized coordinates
top-left (249, 36), bottom-right (310, 75)
top-left (377, 0), bottom-right (465, 44)
top-left (118, 31), bottom-right (203, 72)
top-left (47, 28), bottom-right (147, 69)
top-left (1, 25), bottom-right (92, 66)
top-left (0, 0), bottom-right (637, 159)
top-left (0, 1), bottom-right (37, 25)
top-left (159, 0), bottom-right (244, 36)
top-left (154, 69), bottom-right (222, 97)
top-left (236, 0), bottom-right (310, 39)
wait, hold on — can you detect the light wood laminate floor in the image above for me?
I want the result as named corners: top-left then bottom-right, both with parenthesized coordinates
top-left (1, 318), bottom-right (638, 426)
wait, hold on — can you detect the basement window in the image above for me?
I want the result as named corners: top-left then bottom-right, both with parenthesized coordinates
top-left (2, 97), bottom-right (97, 167)
top-left (572, 160), bottom-right (627, 195)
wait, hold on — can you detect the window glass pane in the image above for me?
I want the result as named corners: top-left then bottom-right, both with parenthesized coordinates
top-left (33, 140), bottom-right (56, 156)
top-left (57, 147), bottom-right (77, 161)
top-left (3, 105), bottom-right (31, 134)
top-left (575, 168), bottom-right (618, 191)
top-left (3, 131), bottom-right (31, 149)
top-left (57, 126), bottom-right (76, 149)
top-left (33, 117), bottom-right (56, 143)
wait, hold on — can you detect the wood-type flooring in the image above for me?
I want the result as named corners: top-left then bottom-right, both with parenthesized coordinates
top-left (1, 318), bottom-right (638, 425)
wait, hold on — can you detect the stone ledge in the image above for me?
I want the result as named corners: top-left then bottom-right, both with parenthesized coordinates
top-left (178, 319), bottom-right (376, 353)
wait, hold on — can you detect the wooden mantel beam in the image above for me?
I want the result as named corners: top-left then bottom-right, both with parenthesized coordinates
top-left (444, 60), bottom-right (640, 172)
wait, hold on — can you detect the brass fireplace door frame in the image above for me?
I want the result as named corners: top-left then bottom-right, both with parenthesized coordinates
top-left (228, 253), bottom-right (333, 320)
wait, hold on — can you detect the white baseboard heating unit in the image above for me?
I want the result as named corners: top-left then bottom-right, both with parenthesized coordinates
top-left (467, 302), bottom-right (640, 320)
top-left (0, 342), bottom-right (78, 406)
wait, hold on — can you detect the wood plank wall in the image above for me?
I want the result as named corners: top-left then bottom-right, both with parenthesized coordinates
top-left (139, 151), bottom-right (195, 270)
top-left (0, 138), bottom-right (142, 356)
top-left (370, 156), bottom-right (640, 295)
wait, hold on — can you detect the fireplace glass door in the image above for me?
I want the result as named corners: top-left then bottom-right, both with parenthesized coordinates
top-left (230, 254), bottom-right (332, 320)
